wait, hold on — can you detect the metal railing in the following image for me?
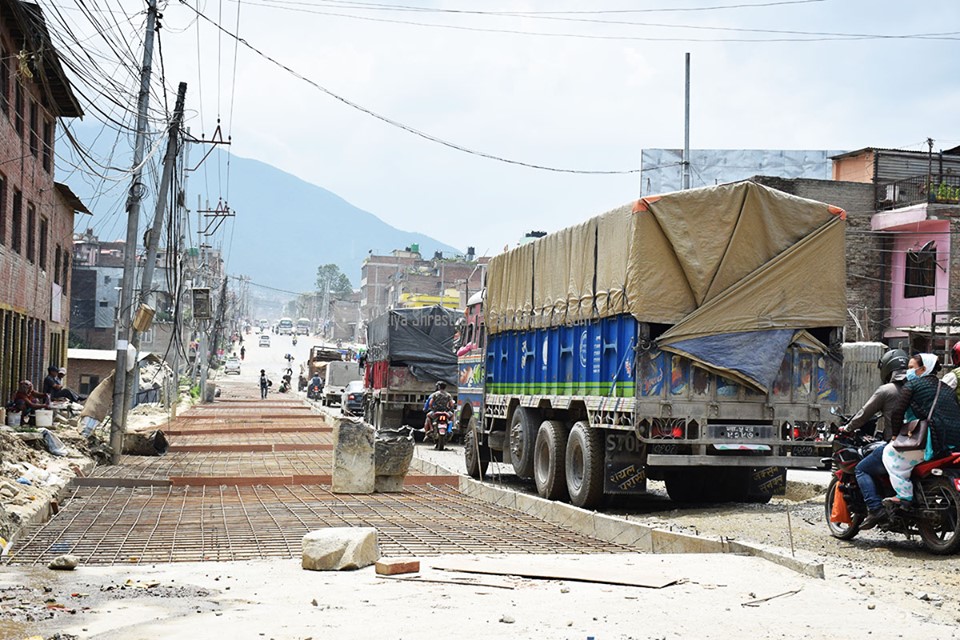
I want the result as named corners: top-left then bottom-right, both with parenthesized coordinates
top-left (876, 174), bottom-right (960, 211)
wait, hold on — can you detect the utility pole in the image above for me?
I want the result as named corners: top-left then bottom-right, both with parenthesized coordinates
top-left (682, 52), bottom-right (691, 191)
top-left (124, 82), bottom-right (188, 416)
top-left (110, 0), bottom-right (158, 463)
top-left (927, 137), bottom-right (935, 199)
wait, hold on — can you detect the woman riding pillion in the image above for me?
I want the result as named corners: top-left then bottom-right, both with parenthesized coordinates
top-left (883, 353), bottom-right (960, 515)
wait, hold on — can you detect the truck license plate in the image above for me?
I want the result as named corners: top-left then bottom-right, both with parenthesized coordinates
top-left (708, 425), bottom-right (770, 440)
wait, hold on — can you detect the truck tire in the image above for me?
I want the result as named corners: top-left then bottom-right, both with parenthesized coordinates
top-left (565, 421), bottom-right (604, 508)
top-left (464, 417), bottom-right (489, 479)
top-left (509, 408), bottom-right (538, 479)
top-left (534, 420), bottom-right (569, 501)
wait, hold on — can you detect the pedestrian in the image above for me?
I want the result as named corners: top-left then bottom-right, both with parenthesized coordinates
top-left (240, 346), bottom-right (246, 361)
top-left (259, 369), bottom-right (270, 399)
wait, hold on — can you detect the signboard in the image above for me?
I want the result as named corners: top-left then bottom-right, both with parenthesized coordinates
top-left (192, 288), bottom-right (211, 319)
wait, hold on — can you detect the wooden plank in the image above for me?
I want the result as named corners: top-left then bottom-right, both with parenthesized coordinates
top-left (433, 556), bottom-right (679, 589)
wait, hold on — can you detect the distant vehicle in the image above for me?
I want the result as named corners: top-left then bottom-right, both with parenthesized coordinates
top-left (224, 357), bottom-right (241, 375)
top-left (259, 319), bottom-right (269, 329)
top-left (319, 361), bottom-right (362, 406)
top-left (341, 380), bottom-right (365, 415)
top-left (296, 318), bottom-right (312, 335)
top-left (259, 334), bottom-right (271, 347)
top-left (278, 317), bottom-right (294, 335)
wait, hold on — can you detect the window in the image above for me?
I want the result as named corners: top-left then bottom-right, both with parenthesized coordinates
top-left (904, 242), bottom-right (937, 299)
top-left (39, 216), bottom-right (48, 270)
top-left (0, 174), bottom-right (6, 245)
top-left (98, 300), bottom-right (108, 308)
top-left (78, 374), bottom-right (100, 396)
top-left (14, 82), bottom-right (22, 137)
top-left (104, 275), bottom-right (111, 284)
top-left (54, 245), bottom-right (61, 284)
top-left (29, 100), bottom-right (38, 157)
top-left (62, 252), bottom-right (69, 284)
top-left (42, 120), bottom-right (53, 172)
top-left (26, 202), bottom-right (35, 263)
top-left (11, 189), bottom-right (21, 253)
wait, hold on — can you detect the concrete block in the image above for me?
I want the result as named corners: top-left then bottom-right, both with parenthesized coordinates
top-left (332, 418), bottom-right (375, 494)
top-left (375, 558), bottom-right (420, 575)
top-left (302, 527), bottom-right (380, 571)
top-left (375, 475), bottom-right (405, 493)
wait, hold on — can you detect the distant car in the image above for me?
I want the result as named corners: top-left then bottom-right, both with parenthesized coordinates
top-left (224, 357), bottom-right (241, 375)
top-left (341, 380), bottom-right (365, 416)
top-left (259, 335), bottom-right (271, 347)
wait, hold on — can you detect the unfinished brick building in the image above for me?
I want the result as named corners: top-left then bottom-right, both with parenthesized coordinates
top-left (0, 0), bottom-right (86, 401)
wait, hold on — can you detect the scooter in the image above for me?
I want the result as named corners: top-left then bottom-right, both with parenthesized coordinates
top-left (825, 429), bottom-right (960, 554)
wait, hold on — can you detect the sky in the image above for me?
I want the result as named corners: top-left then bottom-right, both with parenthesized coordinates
top-left (47, 0), bottom-right (960, 264)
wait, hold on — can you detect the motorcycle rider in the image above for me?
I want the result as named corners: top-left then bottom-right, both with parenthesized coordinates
top-left (308, 373), bottom-right (324, 399)
top-left (843, 348), bottom-right (910, 530)
top-left (423, 381), bottom-right (454, 438)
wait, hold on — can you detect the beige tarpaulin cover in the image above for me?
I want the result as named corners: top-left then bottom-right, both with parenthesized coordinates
top-left (486, 181), bottom-right (846, 349)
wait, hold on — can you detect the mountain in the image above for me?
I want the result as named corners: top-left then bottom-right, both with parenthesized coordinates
top-left (61, 132), bottom-right (459, 293)
top-left (191, 152), bottom-right (460, 291)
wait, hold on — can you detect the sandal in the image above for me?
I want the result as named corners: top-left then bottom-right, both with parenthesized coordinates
top-left (883, 496), bottom-right (912, 508)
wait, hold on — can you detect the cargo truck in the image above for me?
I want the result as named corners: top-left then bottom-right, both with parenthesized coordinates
top-left (460, 181), bottom-right (846, 506)
top-left (364, 306), bottom-right (459, 430)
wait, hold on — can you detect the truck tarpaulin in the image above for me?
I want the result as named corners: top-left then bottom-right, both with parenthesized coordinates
top-left (366, 306), bottom-right (459, 385)
top-left (485, 181), bottom-right (846, 392)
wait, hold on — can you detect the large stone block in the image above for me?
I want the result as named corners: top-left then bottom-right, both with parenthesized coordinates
top-left (332, 418), bottom-right (375, 494)
top-left (374, 428), bottom-right (414, 493)
top-left (302, 527), bottom-right (379, 571)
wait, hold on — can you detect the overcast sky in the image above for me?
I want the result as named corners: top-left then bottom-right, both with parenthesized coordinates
top-left (52, 0), bottom-right (960, 260)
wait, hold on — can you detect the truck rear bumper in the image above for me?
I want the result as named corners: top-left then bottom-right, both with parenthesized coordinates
top-left (647, 454), bottom-right (825, 468)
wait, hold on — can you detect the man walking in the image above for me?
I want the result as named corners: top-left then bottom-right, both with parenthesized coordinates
top-left (259, 369), bottom-right (270, 399)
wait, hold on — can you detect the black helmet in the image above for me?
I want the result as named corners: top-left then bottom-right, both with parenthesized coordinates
top-left (878, 349), bottom-right (909, 384)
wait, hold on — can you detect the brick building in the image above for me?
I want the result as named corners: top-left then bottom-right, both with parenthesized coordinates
top-left (360, 246), bottom-right (486, 322)
top-left (0, 0), bottom-right (85, 401)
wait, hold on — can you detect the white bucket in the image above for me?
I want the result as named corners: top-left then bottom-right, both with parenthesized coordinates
top-left (34, 409), bottom-right (53, 428)
top-left (6, 411), bottom-right (22, 427)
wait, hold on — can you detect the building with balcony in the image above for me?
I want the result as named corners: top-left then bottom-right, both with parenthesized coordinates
top-left (831, 146), bottom-right (960, 350)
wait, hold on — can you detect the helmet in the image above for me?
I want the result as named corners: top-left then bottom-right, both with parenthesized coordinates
top-left (435, 381), bottom-right (447, 390)
top-left (952, 342), bottom-right (960, 367)
top-left (878, 348), bottom-right (909, 384)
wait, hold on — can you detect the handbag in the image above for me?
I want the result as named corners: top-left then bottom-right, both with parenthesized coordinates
top-left (892, 381), bottom-right (941, 451)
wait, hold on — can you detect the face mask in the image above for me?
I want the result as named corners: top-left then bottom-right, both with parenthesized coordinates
top-left (906, 369), bottom-right (918, 381)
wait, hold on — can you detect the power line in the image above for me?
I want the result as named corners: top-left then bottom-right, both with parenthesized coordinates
top-left (180, 1), bottom-right (640, 175)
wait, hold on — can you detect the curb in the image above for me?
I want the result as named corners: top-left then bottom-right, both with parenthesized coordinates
top-left (411, 456), bottom-right (825, 580)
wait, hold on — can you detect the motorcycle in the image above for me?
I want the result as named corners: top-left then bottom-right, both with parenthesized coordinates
top-left (825, 428), bottom-right (960, 554)
top-left (307, 383), bottom-right (322, 401)
top-left (292, 336), bottom-right (298, 346)
top-left (428, 411), bottom-right (454, 451)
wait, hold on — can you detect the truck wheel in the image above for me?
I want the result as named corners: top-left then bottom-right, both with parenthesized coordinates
top-left (509, 408), bottom-right (538, 479)
top-left (565, 421), bottom-right (604, 508)
top-left (534, 420), bottom-right (569, 501)
top-left (464, 418), bottom-right (489, 479)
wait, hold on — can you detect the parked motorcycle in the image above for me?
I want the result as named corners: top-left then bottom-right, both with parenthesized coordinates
top-left (825, 429), bottom-right (960, 554)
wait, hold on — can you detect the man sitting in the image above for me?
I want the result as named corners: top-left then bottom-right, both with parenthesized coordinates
top-left (43, 366), bottom-right (82, 403)
top-left (11, 380), bottom-right (51, 424)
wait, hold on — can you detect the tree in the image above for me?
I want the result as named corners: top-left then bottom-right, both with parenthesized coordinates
top-left (315, 264), bottom-right (353, 300)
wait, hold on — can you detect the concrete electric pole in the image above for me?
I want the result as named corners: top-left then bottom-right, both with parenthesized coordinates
top-left (110, 0), bottom-right (158, 463)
